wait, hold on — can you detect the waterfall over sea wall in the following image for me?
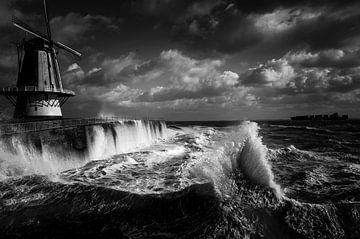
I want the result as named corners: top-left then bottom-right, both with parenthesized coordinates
top-left (87, 120), bottom-right (166, 159)
top-left (0, 119), bottom-right (167, 178)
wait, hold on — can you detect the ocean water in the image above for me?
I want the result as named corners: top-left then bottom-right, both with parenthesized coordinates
top-left (0, 120), bottom-right (359, 238)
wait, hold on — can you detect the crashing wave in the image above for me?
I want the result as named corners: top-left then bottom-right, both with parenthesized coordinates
top-left (186, 121), bottom-right (283, 198)
top-left (236, 121), bottom-right (283, 198)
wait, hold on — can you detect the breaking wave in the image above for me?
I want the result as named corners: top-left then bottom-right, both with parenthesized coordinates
top-left (236, 122), bottom-right (282, 197)
top-left (186, 121), bottom-right (282, 198)
top-left (1, 119), bottom-right (359, 238)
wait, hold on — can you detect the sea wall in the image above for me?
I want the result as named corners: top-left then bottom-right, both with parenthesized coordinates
top-left (0, 119), bottom-right (167, 178)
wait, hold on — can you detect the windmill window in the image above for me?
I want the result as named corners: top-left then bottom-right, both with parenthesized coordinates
top-left (34, 107), bottom-right (38, 111)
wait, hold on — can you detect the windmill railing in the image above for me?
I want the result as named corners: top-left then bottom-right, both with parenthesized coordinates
top-left (0, 117), bottom-right (164, 136)
top-left (0, 86), bottom-right (75, 95)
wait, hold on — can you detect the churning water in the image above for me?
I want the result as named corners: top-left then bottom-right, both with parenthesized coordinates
top-left (0, 120), bottom-right (359, 238)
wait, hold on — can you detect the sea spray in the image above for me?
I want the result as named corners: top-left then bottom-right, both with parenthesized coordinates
top-left (0, 137), bottom-right (85, 179)
top-left (86, 120), bottom-right (166, 159)
top-left (1, 120), bottom-right (358, 238)
top-left (236, 121), bottom-right (283, 198)
top-left (186, 121), bottom-right (283, 198)
top-left (0, 120), bottom-right (167, 179)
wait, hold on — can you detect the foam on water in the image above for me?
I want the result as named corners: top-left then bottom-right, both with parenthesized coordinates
top-left (0, 120), bottom-right (167, 179)
top-left (1, 119), bottom-right (359, 238)
top-left (144, 145), bottom-right (186, 166)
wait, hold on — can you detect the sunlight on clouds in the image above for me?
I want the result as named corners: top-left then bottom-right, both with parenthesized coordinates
top-left (62, 49), bottom-right (257, 116)
top-left (241, 49), bottom-right (360, 109)
top-left (254, 8), bottom-right (321, 33)
top-left (62, 48), bottom-right (360, 119)
top-left (242, 59), bottom-right (295, 87)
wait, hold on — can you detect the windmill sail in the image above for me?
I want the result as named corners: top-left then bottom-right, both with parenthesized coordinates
top-left (43, 0), bottom-right (52, 40)
top-left (12, 17), bottom-right (48, 42)
top-left (54, 41), bottom-right (82, 57)
top-left (12, 9), bottom-right (81, 58)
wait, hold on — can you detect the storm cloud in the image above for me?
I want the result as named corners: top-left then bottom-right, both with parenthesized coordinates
top-left (0, 0), bottom-right (360, 119)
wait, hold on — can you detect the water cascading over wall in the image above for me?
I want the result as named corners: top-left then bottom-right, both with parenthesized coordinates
top-left (86, 120), bottom-right (166, 159)
top-left (0, 120), bottom-right (167, 178)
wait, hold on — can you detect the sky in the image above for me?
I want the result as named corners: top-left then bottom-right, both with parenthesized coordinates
top-left (0, 0), bottom-right (360, 120)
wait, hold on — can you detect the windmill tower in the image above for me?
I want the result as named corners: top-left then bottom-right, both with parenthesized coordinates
top-left (0, 0), bottom-right (81, 119)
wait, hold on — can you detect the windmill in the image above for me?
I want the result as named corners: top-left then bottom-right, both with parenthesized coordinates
top-left (0, 0), bottom-right (81, 119)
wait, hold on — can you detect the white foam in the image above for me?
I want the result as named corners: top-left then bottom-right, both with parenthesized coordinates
top-left (0, 120), bottom-right (167, 180)
top-left (0, 137), bottom-right (84, 179)
top-left (236, 121), bottom-right (283, 198)
top-left (144, 145), bottom-right (186, 166)
top-left (186, 121), bottom-right (283, 199)
top-left (87, 120), bottom-right (166, 160)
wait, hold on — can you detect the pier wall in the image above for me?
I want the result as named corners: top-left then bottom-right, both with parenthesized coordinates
top-left (0, 119), bottom-right (167, 177)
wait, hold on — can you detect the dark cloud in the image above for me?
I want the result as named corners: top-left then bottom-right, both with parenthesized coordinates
top-left (160, 0), bottom-right (360, 55)
top-left (51, 13), bottom-right (121, 44)
top-left (171, 12), bottom-right (263, 54)
top-left (1, 0), bottom-right (360, 119)
top-left (130, 0), bottom-right (223, 20)
top-left (230, 0), bottom-right (360, 14)
top-left (278, 12), bottom-right (360, 51)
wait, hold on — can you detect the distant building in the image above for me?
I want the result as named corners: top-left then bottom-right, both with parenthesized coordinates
top-left (291, 113), bottom-right (348, 120)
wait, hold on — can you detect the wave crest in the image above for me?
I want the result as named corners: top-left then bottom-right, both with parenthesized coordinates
top-left (235, 121), bottom-right (283, 198)
top-left (186, 121), bottom-right (283, 199)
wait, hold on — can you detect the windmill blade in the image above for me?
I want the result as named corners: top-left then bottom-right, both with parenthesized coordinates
top-left (43, 0), bottom-right (52, 40)
top-left (12, 17), bottom-right (49, 42)
top-left (54, 41), bottom-right (82, 57)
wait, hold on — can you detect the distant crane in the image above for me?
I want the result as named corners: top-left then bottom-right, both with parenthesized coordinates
top-left (0, 0), bottom-right (81, 119)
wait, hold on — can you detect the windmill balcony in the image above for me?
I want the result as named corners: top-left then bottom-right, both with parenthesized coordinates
top-left (0, 86), bottom-right (75, 96)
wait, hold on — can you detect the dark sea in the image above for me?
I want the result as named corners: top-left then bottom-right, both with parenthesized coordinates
top-left (0, 120), bottom-right (359, 238)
